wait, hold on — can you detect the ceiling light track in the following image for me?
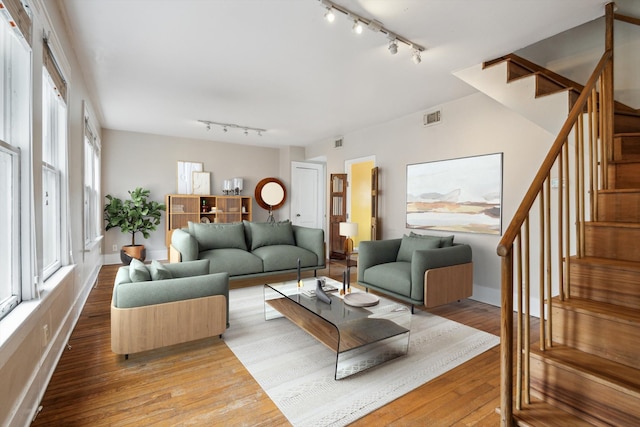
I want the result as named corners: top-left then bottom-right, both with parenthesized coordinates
top-left (319, 0), bottom-right (425, 62)
top-left (198, 120), bottom-right (266, 136)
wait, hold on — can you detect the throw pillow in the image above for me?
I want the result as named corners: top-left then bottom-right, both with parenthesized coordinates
top-left (409, 231), bottom-right (454, 247)
top-left (129, 258), bottom-right (151, 282)
top-left (191, 222), bottom-right (247, 251)
top-left (396, 235), bottom-right (440, 262)
top-left (149, 259), bottom-right (173, 281)
top-left (249, 221), bottom-right (295, 250)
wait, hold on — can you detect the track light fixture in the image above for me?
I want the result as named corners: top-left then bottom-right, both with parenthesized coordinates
top-left (324, 7), bottom-right (335, 22)
top-left (388, 38), bottom-right (398, 55)
top-left (351, 17), bottom-right (363, 34)
top-left (198, 120), bottom-right (266, 136)
top-left (319, 0), bottom-right (425, 64)
top-left (412, 48), bottom-right (421, 64)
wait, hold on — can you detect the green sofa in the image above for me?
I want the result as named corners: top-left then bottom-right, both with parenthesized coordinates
top-left (169, 220), bottom-right (325, 280)
top-left (358, 233), bottom-right (473, 311)
top-left (111, 259), bottom-right (229, 356)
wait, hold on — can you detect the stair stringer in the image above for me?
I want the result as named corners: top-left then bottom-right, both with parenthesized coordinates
top-left (454, 62), bottom-right (570, 135)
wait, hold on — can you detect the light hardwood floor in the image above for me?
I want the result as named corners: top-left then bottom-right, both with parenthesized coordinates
top-left (32, 262), bottom-right (507, 426)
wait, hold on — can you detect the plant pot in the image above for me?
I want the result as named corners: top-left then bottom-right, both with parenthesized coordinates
top-left (120, 245), bottom-right (146, 265)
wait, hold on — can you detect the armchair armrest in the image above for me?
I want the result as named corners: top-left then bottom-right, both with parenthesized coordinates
top-left (411, 244), bottom-right (472, 285)
top-left (358, 239), bottom-right (402, 280)
top-left (410, 244), bottom-right (472, 301)
top-left (171, 228), bottom-right (199, 262)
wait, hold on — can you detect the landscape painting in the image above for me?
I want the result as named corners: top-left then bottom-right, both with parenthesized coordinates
top-left (406, 153), bottom-right (503, 235)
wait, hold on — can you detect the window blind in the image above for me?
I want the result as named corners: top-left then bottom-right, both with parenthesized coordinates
top-left (43, 39), bottom-right (67, 102)
top-left (0, 0), bottom-right (31, 46)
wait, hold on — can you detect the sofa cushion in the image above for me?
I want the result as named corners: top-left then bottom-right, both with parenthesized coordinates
top-left (396, 235), bottom-right (440, 262)
top-left (149, 260), bottom-right (173, 281)
top-left (409, 231), bottom-right (454, 248)
top-left (199, 248), bottom-right (263, 276)
top-left (191, 222), bottom-right (247, 251)
top-left (249, 221), bottom-right (295, 250)
top-left (252, 245), bottom-right (318, 272)
top-left (129, 258), bottom-right (151, 282)
top-left (363, 261), bottom-right (412, 297)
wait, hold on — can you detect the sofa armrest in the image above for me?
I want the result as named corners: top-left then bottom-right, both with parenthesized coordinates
top-left (357, 239), bottom-right (402, 280)
top-left (293, 225), bottom-right (325, 267)
top-left (171, 228), bottom-right (199, 262)
top-left (113, 272), bottom-right (229, 309)
top-left (410, 244), bottom-right (472, 300)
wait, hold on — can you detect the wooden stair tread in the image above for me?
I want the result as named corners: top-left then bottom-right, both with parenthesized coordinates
top-left (552, 296), bottom-right (640, 324)
top-left (530, 345), bottom-right (640, 394)
top-left (586, 221), bottom-right (640, 229)
top-left (569, 255), bottom-right (640, 271)
top-left (598, 188), bottom-right (640, 194)
top-left (509, 399), bottom-right (597, 427)
top-left (615, 132), bottom-right (640, 138)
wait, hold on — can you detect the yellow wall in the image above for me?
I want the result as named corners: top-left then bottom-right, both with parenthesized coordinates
top-left (350, 160), bottom-right (374, 247)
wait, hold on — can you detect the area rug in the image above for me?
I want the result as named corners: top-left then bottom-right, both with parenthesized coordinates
top-left (224, 286), bottom-right (499, 426)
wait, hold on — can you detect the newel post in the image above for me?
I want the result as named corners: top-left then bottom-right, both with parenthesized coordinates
top-left (500, 247), bottom-right (514, 426)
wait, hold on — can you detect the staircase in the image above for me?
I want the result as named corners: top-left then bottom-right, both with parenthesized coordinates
top-left (477, 5), bottom-right (640, 426)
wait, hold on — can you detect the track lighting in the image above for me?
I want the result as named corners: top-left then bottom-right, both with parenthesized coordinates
top-left (319, 0), bottom-right (425, 64)
top-left (388, 38), bottom-right (398, 55)
top-left (351, 18), bottom-right (363, 34)
top-left (412, 49), bottom-right (421, 64)
top-left (324, 7), bottom-right (335, 22)
top-left (198, 120), bottom-right (266, 136)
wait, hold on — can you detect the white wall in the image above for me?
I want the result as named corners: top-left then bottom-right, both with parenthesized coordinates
top-left (101, 130), bottom-right (289, 262)
top-left (305, 92), bottom-right (555, 306)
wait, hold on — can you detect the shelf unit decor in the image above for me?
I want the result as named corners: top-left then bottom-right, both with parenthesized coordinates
top-left (165, 194), bottom-right (252, 251)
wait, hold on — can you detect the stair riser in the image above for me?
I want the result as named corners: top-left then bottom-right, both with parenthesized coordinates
top-left (530, 355), bottom-right (640, 426)
top-left (569, 262), bottom-right (640, 309)
top-left (613, 136), bottom-right (640, 161)
top-left (607, 163), bottom-right (640, 189)
top-left (552, 306), bottom-right (640, 369)
top-left (597, 192), bottom-right (640, 222)
top-left (615, 113), bottom-right (640, 134)
top-left (584, 224), bottom-right (640, 262)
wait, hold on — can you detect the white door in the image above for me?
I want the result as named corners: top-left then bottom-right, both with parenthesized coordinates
top-left (291, 162), bottom-right (324, 229)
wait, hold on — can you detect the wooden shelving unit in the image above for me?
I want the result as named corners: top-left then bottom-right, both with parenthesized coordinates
top-left (165, 194), bottom-right (252, 249)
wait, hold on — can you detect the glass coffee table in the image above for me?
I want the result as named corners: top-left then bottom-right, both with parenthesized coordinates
top-left (264, 276), bottom-right (411, 380)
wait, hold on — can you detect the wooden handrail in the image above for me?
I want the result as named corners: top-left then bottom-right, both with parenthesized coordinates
top-left (496, 49), bottom-right (612, 258)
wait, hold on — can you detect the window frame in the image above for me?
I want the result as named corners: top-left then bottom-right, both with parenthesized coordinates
top-left (83, 105), bottom-right (101, 249)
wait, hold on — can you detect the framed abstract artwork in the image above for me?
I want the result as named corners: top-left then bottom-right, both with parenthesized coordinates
top-left (176, 161), bottom-right (203, 194)
top-left (406, 153), bottom-right (503, 235)
top-left (192, 171), bottom-right (211, 195)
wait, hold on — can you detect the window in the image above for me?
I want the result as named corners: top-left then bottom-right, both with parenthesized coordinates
top-left (0, 142), bottom-right (20, 320)
top-left (84, 109), bottom-right (101, 247)
top-left (42, 58), bottom-right (67, 279)
top-left (0, 0), bottom-right (31, 319)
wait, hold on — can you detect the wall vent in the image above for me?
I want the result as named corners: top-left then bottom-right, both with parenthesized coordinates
top-left (334, 138), bottom-right (343, 149)
top-left (423, 109), bottom-right (442, 127)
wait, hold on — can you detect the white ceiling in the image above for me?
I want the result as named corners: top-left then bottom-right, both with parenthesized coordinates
top-left (57, 0), bottom-right (612, 148)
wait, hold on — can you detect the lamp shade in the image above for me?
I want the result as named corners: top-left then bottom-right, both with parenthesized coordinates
top-left (339, 222), bottom-right (358, 237)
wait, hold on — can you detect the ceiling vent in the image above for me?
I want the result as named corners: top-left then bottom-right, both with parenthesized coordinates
top-left (423, 109), bottom-right (442, 127)
top-left (334, 138), bottom-right (343, 149)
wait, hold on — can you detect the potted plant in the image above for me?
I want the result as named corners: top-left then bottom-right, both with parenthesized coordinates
top-left (104, 187), bottom-right (166, 265)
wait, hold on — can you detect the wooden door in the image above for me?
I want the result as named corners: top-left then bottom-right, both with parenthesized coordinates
top-left (371, 167), bottom-right (381, 240)
top-left (329, 173), bottom-right (347, 259)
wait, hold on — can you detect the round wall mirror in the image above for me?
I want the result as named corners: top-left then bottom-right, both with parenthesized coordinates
top-left (255, 177), bottom-right (287, 210)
